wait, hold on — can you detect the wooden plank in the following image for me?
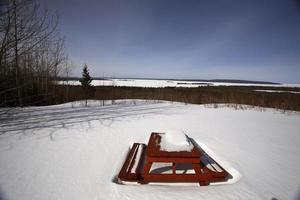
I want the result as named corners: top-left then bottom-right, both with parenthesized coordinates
top-left (143, 173), bottom-right (213, 182)
top-left (147, 156), bottom-right (201, 163)
top-left (127, 144), bottom-right (140, 174)
top-left (118, 143), bottom-right (138, 180)
top-left (136, 144), bottom-right (146, 174)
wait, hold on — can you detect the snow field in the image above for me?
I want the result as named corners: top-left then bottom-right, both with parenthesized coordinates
top-left (0, 100), bottom-right (300, 200)
top-left (58, 78), bottom-right (300, 88)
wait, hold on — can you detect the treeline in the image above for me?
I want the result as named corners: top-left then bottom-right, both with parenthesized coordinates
top-left (55, 85), bottom-right (300, 111)
top-left (0, 0), bottom-right (68, 107)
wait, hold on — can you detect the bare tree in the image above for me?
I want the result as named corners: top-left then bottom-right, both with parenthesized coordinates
top-left (61, 57), bottom-right (73, 102)
top-left (0, 0), bottom-right (67, 107)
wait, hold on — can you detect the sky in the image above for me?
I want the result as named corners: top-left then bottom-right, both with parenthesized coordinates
top-left (42, 0), bottom-right (300, 83)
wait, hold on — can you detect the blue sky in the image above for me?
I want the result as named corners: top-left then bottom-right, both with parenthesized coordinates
top-left (43, 0), bottom-right (300, 83)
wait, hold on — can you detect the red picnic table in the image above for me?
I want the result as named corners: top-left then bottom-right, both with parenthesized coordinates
top-left (118, 132), bottom-right (230, 186)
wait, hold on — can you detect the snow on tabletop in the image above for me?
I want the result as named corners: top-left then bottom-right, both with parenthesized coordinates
top-left (159, 130), bottom-right (194, 152)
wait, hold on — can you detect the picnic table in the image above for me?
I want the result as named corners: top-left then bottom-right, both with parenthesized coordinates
top-left (118, 132), bottom-right (230, 186)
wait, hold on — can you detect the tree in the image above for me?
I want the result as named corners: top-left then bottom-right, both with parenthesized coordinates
top-left (79, 64), bottom-right (93, 106)
top-left (79, 64), bottom-right (92, 87)
top-left (0, 0), bottom-right (66, 107)
top-left (62, 57), bottom-right (73, 102)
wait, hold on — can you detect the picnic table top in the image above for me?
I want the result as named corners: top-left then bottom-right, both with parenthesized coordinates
top-left (146, 132), bottom-right (202, 158)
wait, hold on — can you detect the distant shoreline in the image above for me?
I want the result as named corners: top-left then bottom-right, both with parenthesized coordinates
top-left (56, 77), bottom-right (280, 85)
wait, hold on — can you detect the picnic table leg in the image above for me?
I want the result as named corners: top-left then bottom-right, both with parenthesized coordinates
top-left (172, 163), bottom-right (176, 174)
top-left (139, 160), bottom-right (152, 184)
top-left (193, 163), bottom-right (209, 186)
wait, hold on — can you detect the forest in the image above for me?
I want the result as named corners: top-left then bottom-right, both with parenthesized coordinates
top-left (0, 0), bottom-right (68, 107)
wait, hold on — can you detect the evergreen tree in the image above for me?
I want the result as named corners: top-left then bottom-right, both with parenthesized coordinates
top-left (79, 64), bottom-right (93, 106)
top-left (79, 64), bottom-right (92, 87)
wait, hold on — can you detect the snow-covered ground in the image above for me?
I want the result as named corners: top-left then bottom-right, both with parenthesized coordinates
top-left (0, 100), bottom-right (300, 200)
top-left (58, 78), bottom-right (300, 88)
top-left (254, 89), bottom-right (300, 94)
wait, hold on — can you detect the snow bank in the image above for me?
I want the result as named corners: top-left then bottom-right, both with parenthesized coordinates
top-left (159, 130), bottom-right (194, 152)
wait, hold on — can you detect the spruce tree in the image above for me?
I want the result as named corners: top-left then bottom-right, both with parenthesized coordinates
top-left (79, 64), bottom-right (93, 106)
top-left (79, 64), bottom-right (92, 87)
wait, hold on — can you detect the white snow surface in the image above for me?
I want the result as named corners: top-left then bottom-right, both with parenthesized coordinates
top-left (159, 130), bottom-right (194, 152)
top-left (254, 89), bottom-right (300, 94)
top-left (0, 100), bottom-right (300, 200)
top-left (58, 78), bottom-right (300, 88)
